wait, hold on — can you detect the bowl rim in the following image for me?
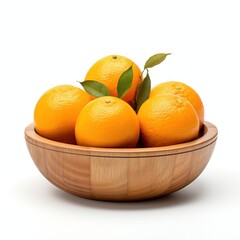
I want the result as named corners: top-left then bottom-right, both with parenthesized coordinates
top-left (25, 121), bottom-right (217, 158)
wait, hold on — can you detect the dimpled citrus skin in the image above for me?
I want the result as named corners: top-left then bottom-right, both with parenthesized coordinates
top-left (75, 96), bottom-right (140, 148)
top-left (150, 81), bottom-right (204, 128)
top-left (84, 55), bottom-right (142, 104)
top-left (34, 85), bottom-right (92, 144)
top-left (138, 94), bottom-right (199, 147)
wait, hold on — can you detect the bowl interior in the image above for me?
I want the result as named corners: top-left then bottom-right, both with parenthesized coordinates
top-left (25, 121), bottom-right (217, 158)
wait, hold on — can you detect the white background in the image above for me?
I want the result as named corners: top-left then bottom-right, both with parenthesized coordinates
top-left (1, 0), bottom-right (239, 239)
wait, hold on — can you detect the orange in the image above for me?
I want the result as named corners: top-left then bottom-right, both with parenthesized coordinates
top-left (138, 94), bottom-right (199, 147)
top-left (150, 81), bottom-right (204, 128)
top-left (34, 85), bottom-right (91, 144)
top-left (84, 55), bottom-right (142, 104)
top-left (75, 96), bottom-right (140, 148)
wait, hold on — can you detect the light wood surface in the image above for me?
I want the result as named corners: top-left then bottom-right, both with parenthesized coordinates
top-left (25, 121), bottom-right (217, 201)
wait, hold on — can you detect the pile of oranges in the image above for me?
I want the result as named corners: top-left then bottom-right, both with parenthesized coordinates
top-left (34, 54), bottom-right (204, 148)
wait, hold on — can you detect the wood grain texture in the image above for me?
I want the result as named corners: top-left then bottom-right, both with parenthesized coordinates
top-left (25, 121), bottom-right (217, 201)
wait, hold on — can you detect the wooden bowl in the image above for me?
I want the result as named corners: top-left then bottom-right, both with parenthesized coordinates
top-left (25, 121), bottom-right (217, 201)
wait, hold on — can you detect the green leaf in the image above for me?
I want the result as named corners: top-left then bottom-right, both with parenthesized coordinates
top-left (79, 80), bottom-right (110, 98)
top-left (136, 71), bottom-right (151, 112)
top-left (117, 66), bottom-right (133, 99)
top-left (144, 53), bottom-right (171, 70)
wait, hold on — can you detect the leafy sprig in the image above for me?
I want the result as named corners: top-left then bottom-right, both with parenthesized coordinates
top-left (79, 53), bottom-right (171, 112)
